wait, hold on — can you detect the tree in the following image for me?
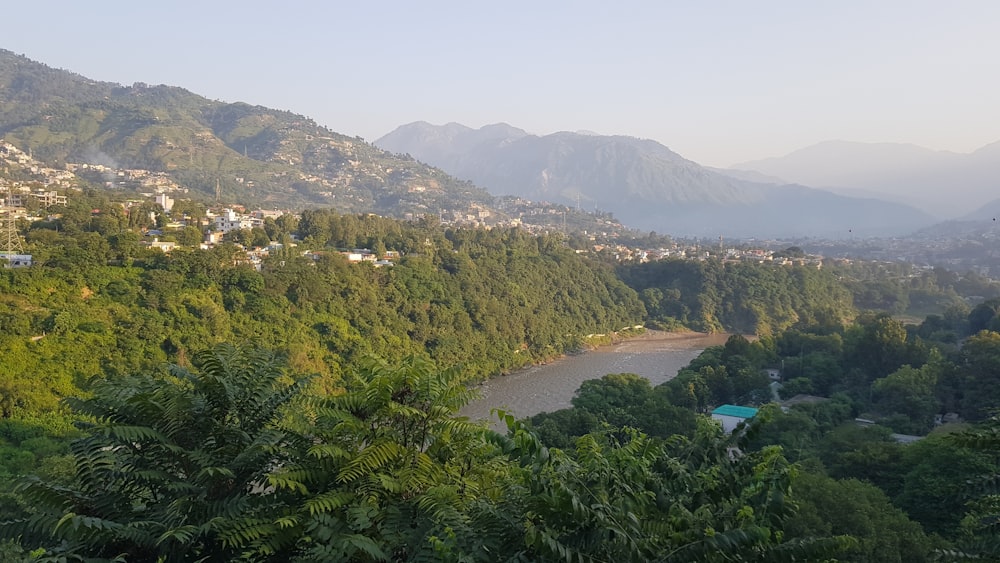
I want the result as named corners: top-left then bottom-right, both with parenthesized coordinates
top-left (250, 227), bottom-right (271, 249)
top-left (176, 225), bottom-right (203, 247)
top-left (845, 314), bottom-right (918, 381)
top-left (968, 300), bottom-right (1000, 335)
top-left (491, 416), bottom-right (852, 562)
top-left (263, 355), bottom-right (492, 561)
top-left (786, 472), bottom-right (934, 562)
top-left (224, 227), bottom-right (253, 247)
top-left (949, 416), bottom-right (1000, 560)
top-left (572, 372), bottom-right (654, 413)
top-left (872, 359), bottom-right (942, 434)
top-left (817, 424), bottom-right (905, 497)
top-left (0, 344), bottom-right (311, 562)
top-left (895, 433), bottom-right (997, 537)
top-left (957, 331), bottom-right (1000, 421)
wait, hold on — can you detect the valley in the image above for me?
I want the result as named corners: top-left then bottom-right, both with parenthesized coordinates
top-left (3, 39), bottom-right (1000, 561)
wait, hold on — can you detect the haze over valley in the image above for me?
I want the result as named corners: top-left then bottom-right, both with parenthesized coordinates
top-left (731, 140), bottom-right (1000, 219)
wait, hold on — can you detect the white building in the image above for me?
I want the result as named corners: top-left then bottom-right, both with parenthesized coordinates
top-left (711, 405), bottom-right (759, 434)
top-left (1, 253), bottom-right (32, 268)
top-left (155, 193), bottom-right (174, 212)
top-left (213, 209), bottom-right (253, 233)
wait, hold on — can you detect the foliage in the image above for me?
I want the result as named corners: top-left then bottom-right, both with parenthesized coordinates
top-left (0, 210), bottom-right (645, 438)
top-left (872, 362), bottom-right (941, 434)
top-left (493, 413), bottom-right (851, 562)
top-left (659, 336), bottom-right (774, 411)
top-left (785, 471), bottom-right (935, 562)
top-left (950, 416), bottom-right (1000, 560)
top-left (0, 344), bottom-right (310, 562)
top-left (263, 355), bottom-right (492, 561)
top-left (619, 258), bottom-right (854, 335)
top-left (952, 331), bottom-right (1000, 421)
top-left (0, 346), bottom-right (856, 562)
top-left (530, 373), bottom-right (699, 446)
top-left (894, 432), bottom-right (997, 537)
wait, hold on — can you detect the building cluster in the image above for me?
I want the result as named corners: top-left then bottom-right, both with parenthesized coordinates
top-left (583, 241), bottom-right (826, 268)
top-left (131, 205), bottom-right (402, 271)
top-left (0, 142), bottom-right (77, 202)
top-left (1, 189), bottom-right (67, 208)
top-left (66, 162), bottom-right (189, 195)
top-left (799, 228), bottom-right (1000, 278)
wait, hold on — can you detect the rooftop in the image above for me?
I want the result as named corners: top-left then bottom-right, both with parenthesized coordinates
top-left (711, 404), bottom-right (759, 419)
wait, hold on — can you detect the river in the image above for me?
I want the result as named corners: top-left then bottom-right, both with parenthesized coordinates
top-left (460, 331), bottom-right (730, 429)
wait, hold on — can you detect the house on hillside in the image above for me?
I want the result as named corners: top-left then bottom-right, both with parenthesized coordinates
top-left (147, 238), bottom-right (176, 253)
top-left (213, 209), bottom-right (253, 233)
top-left (1, 253), bottom-right (32, 268)
top-left (711, 404), bottom-right (759, 433)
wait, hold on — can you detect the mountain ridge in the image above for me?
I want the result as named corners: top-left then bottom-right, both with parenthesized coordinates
top-left (731, 139), bottom-right (1000, 218)
top-left (0, 49), bottom-right (495, 218)
top-left (377, 122), bottom-right (934, 238)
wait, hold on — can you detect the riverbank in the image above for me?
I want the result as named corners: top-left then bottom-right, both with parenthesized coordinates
top-left (577, 329), bottom-right (733, 358)
top-left (564, 328), bottom-right (724, 358)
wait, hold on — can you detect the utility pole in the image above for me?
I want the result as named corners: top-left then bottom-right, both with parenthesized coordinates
top-left (1, 186), bottom-right (30, 267)
top-left (1, 188), bottom-right (24, 254)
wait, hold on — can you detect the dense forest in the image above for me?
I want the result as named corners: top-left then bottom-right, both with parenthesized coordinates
top-left (619, 258), bottom-right (853, 335)
top-left (528, 307), bottom-right (1000, 561)
top-left (3, 189), bottom-right (1000, 559)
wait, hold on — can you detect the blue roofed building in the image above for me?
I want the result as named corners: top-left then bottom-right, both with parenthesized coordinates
top-left (711, 404), bottom-right (759, 433)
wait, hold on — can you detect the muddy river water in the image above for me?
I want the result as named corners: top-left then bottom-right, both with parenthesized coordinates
top-left (460, 331), bottom-right (730, 429)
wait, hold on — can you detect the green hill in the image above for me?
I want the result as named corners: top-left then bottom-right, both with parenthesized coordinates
top-left (0, 49), bottom-right (490, 214)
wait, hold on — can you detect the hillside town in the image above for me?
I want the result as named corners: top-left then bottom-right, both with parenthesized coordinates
top-left (2, 139), bottom-right (996, 277)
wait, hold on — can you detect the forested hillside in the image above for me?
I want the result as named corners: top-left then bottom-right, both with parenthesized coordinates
top-left (619, 258), bottom-right (854, 335)
top-left (0, 49), bottom-right (491, 215)
top-left (0, 193), bottom-right (646, 423)
top-left (3, 185), bottom-right (1000, 559)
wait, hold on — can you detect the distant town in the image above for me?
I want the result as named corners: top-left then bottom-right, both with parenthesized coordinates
top-left (2, 139), bottom-right (998, 279)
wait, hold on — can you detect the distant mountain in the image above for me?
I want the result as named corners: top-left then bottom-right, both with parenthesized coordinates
top-left (962, 198), bottom-right (1000, 222)
top-left (707, 167), bottom-right (787, 185)
top-left (896, 198), bottom-right (1000, 242)
top-left (378, 122), bottom-right (934, 238)
top-left (0, 49), bottom-right (493, 215)
top-left (731, 140), bottom-right (1000, 218)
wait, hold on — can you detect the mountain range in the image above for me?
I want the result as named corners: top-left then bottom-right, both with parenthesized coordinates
top-left (376, 122), bottom-right (935, 238)
top-left (3, 48), bottom-right (984, 239)
top-left (730, 140), bottom-right (1000, 219)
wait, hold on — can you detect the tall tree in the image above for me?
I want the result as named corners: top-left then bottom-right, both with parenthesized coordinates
top-left (1, 344), bottom-right (310, 562)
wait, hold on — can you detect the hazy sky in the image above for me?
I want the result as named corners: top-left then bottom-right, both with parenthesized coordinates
top-left (5, 1), bottom-right (1000, 167)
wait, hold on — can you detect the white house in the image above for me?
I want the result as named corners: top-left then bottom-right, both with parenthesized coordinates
top-left (0, 253), bottom-right (32, 268)
top-left (155, 193), bottom-right (174, 212)
top-left (147, 238), bottom-right (176, 253)
top-left (213, 209), bottom-right (253, 233)
top-left (711, 405), bottom-right (759, 433)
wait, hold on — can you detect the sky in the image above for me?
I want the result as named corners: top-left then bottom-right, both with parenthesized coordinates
top-left (4, 0), bottom-right (1000, 167)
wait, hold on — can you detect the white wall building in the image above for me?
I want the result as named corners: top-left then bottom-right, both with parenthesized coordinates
top-left (213, 209), bottom-right (253, 233)
top-left (155, 193), bottom-right (174, 212)
top-left (711, 405), bottom-right (759, 434)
